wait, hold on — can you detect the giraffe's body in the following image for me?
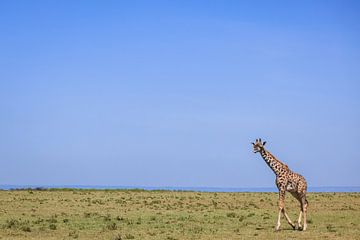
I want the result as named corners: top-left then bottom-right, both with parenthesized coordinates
top-left (252, 139), bottom-right (308, 231)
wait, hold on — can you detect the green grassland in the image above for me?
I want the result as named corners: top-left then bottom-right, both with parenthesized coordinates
top-left (0, 190), bottom-right (359, 239)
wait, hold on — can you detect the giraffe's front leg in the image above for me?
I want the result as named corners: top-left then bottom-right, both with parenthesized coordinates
top-left (276, 190), bottom-right (295, 231)
top-left (302, 198), bottom-right (308, 231)
top-left (275, 190), bottom-right (285, 231)
top-left (283, 209), bottom-right (295, 229)
top-left (276, 208), bottom-right (282, 231)
top-left (296, 210), bottom-right (303, 230)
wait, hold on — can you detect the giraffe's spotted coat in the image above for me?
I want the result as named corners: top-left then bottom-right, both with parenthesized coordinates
top-left (260, 149), bottom-right (307, 195)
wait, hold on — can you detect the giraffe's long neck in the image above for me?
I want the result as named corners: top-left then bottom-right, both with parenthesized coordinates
top-left (260, 149), bottom-right (289, 176)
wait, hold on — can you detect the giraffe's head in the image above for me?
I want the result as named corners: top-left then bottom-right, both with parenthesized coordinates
top-left (251, 138), bottom-right (266, 153)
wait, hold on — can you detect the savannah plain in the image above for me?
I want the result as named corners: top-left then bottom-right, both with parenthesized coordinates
top-left (0, 189), bottom-right (359, 240)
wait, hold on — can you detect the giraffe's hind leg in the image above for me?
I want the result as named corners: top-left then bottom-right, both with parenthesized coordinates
top-left (291, 192), bottom-right (304, 230)
top-left (294, 194), bottom-right (308, 231)
top-left (295, 195), bottom-right (303, 230)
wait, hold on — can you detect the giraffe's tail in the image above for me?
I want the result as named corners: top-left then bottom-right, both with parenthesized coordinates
top-left (305, 198), bottom-right (309, 206)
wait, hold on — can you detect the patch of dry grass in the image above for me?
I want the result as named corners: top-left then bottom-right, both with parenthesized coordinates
top-left (0, 190), bottom-right (359, 239)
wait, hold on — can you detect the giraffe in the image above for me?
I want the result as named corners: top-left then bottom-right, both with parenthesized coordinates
top-left (252, 138), bottom-right (308, 231)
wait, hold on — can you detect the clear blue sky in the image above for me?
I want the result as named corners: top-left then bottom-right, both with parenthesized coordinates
top-left (0, 1), bottom-right (359, 188)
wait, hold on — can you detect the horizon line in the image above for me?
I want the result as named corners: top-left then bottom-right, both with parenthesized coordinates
top-left (1, 184), bottom-right (359, 192)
